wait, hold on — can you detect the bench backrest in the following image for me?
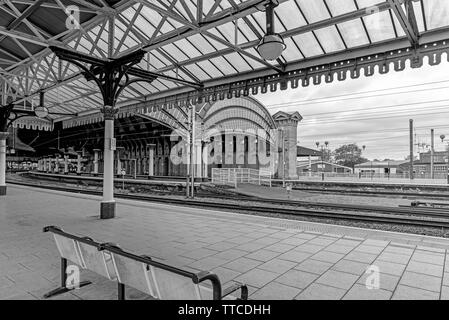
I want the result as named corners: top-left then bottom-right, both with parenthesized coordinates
top-left (78, 242), bottom-right (117, 280)
top-left (111, 252), bottom-right (205, 299)
top-left (45, 226), bottom-right (221, 300)
top-left (53, 233), bottom-right (85, 267)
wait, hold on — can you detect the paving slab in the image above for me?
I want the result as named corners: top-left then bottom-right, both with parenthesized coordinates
top-left (294, 259), bottom-right (333, 275)
top-left (276, 269), bottom-right (318, 289)
top-left (295, 283), bottom-right (346, 300)
top-left (343, 284), bottom-right (393, 300)
top-left (3, 184), bottom-right (449, 300)
top-left (399, 272), bottom-right (442, 293)
top-left (316, 270), bottom-right (359, 290)
top-left (250, 282), bottom-right (301, 300)
top-left (392, 285), bottom-right (439, 300)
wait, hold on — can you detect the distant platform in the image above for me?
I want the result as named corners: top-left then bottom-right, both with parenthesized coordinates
top-left (20, 171), bottom-right (206, 187)
top-left (276, 178), bottom-right (449, 190)
top-left (234, 184), bottom-right (416, 207)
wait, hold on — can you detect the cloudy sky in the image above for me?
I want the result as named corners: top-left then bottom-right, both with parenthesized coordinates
top-left (256, 59), bottom-right (449, 161)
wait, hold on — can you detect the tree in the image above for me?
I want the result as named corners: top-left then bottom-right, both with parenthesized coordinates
top-left (321, 148), bottom-right (333, 162)
top-left (333, 143), bottom-right (368, 169)
top-left (404, 155), bottom-right (418, 161)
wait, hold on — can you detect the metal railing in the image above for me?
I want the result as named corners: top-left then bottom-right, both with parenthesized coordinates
top-left (295, 172), bottom-right (449, 185)
top-left (211, 168), bottom-right (272, 187)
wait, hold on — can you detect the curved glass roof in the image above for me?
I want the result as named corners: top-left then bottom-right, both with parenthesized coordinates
top-left (0, 0), bottom-right (448, 126)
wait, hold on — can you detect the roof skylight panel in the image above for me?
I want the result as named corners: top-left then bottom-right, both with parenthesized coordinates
top-left (278, 37), bottom-right (304, 61)
top-left (314, 26), bottom-right (346, 53)
top-left (187, 34), bottom-right (216, 54)
top-left (411, 0), bottom-right (425, 32)
top-left (275, 0), bottom-right (307, 30)
top-left (203, 29), bottom-right (232, 50)
top-left (172, 38), bottom-right (203, 59)
top-left (423, 0), bottom-right (449, 30)
top-left (130, 14), bottom-right (157, 39)
top-left (145, 50), bottom-right (170, 69)
top-left (362, 10), bottom-right (396, 42)
top-left (390, 12), bottom-right (406, 37)
top-left (222, 51), bottom-right (253, 73)
top-left (208, 56), bottom-right (239, 74)
top-left (335, 19), bottom-right (370, 47)
top-left (196, 60), bottom-right (225, 78)
top-left (183, 63), bottom-right (212, 81)
top-left (292, 32), bottom-right (324, 58)
top-left (162, 43), bottom-right (190, 63)
top-left (139, 6), bottom-right (163, 30)
top-left (325, 0), bottom-right (357, 15)
top-left (295, 0), bottom-right (331, 23)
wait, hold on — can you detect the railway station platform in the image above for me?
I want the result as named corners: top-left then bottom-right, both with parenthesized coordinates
top-left (234, 184), bottom-right (417, 207)
top-left (2, 184), bottom-right (449, 300)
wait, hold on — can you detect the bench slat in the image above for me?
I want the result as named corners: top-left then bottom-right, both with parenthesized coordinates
top-left (53, 234), bottom-right (84, 267)
top-left (78, 242), bottom-right (117, 280)
top-left (149, 266), bottom-right (202, 300)
top-left (111, 253), bottom-right (155, 297)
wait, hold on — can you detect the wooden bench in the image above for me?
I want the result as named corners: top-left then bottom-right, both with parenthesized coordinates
top-left (43, 226), bottom-right (248, 300)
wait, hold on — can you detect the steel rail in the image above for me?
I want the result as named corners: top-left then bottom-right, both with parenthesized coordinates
top-left (7, 180), bottom-right (449, 229)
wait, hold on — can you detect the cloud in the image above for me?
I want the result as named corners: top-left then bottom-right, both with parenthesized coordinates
top-left (256, 61), bottom-right (449, 160)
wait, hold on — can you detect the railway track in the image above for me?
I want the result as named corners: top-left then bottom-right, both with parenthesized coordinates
top-left (8, 179), bottom-right (449, 229)
top-left (289, 186), bottom-right (449, 199)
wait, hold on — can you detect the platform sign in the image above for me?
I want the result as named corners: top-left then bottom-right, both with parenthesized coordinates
top-left (110, 138), bottom-right (116, 151)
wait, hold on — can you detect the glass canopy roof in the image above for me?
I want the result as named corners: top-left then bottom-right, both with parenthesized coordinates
top-left (0, 0), bottom-right (449, 126)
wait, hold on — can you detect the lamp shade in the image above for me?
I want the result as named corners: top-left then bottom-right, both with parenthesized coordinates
top-left (34, 106), bottom-right (49, 118)
top-left (257, 33), bottom-right (286, 61)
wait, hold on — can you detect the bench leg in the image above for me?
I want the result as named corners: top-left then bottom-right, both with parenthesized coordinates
top-left (118, 283), bottom-right (125, 300)
top-left (43, 258), bottom-right (92, 298)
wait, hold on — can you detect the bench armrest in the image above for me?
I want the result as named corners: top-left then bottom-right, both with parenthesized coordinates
top-left (222, 282), bottom-right (248, 300)
top-left (98, 242), bottom-right (122, 251)
top-left (196, 271), bottom-right (222, 300)
top-left (43, 225), bottom-right (63, 233)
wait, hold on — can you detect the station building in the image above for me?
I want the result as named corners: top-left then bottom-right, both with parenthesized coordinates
top-left (414, 150), bottom-right (449, 178)
top-left (9, 97), bottom-right (302, 179)
top-left (354, 160), bottom-right (410, 175)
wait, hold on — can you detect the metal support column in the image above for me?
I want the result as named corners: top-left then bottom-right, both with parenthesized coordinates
top-left (190, 105), bottom-right (195, 198)
top-left (76, 151), bottom-right (82, 175)
top-left (431, 129), bottom-right (434, 179)
top-left (101, 106), bottom-right (116, 219)
top-left (409, 119), bottom-right (414, 180)
top-left (93, 149), bottom-right (100, 176)
top-left (147, 144), bottom-right (155, 177)
top-left (64, 155), bottom-right (69, 174)
top-left (0, 132), bottom-right (8, 195)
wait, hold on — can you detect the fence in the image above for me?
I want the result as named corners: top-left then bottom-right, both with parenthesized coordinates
top-left (211, 168), bottom-right (272, 187)
top-left (295, 172), bottom-right (449, 185)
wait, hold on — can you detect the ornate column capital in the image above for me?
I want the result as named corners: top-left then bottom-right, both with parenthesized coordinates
top-left (101, 105), bottom-right (118, 120)
top-left (146, 143), bottom-right (156, 151)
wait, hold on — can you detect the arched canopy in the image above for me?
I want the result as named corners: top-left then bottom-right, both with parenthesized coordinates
top-left (200, 96), bottom-right (277, 133)
top-left (1, 0), bottom-right (449, 127)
